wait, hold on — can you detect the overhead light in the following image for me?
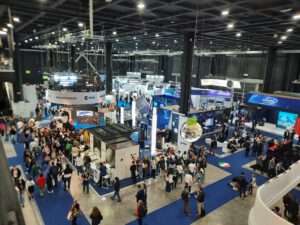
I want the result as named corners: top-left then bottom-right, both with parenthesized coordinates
top-left (29, 38), bottom-right (32, 41)
top-left (78, 22), bottom-right (84, 27)
top-left (287, 28), bottom-right (293, 32)
top-left (90, 42), bottom-right (93, 44)
top-left (247, 48), bottom-right (250, 51)
top-left (174, 40), bottom-right (177, 43)
top-left (209, 41), bottom-right (213, 44)
top-left (77, 47), bottom-right (80, 50)
top-left (135, 42), bottom-right (138, 45)
top-left (155, 33), bottom-right (159, 37)
top-left (152, 41), bottom-right (155, 44)
top-left (116, 38), bottom-right (119, 42)
top-left (137, 3), bottom-right (145, 10)
top-left (221, 10), bottom-right (229, 16)
top-left (52, 31), bottom-right (55, 34)
top-left (0, 31), bottom-right (7, 35)
top-left (62, 40), bottom-right (65, 43)
top-left (62, 28), bottom-right (67, 31)
top-left (2, 28), bottom-right (8, 32)
top-left (133, 36), bottom-right (136, 40)
top-left (293, 14), bottom-right (300, 20)
top-left (280, 8), bottom-right (292, 13)
top-left (49, 43), bottom-right (51, 45)
top-left (55, 41), bottom-right (58, 44)
top-left (278, 41), bottom-right (282, 44)
top-left (273, 34), bottom-right (278, 38)
top-left (24, 40), bottom-right (28, 43)
top-left (72, 44), bottom-right (76, 46)
top-left (227, 23), bottom-right (234, 29)
top-left (7, 23), bottom-right (13, 28)
top-left (281, 35), bottom-right (287, 40)
top-left (105, 0), bottom-right (112, 2)
top-left (81, 43), bottom-right (83, 46)
top-left (13, 17), bottom-right (20, 22)
top-left (35, 36), bottom-right (38, 40)
top-left (82, 37), bottom-right (85, 40)
top-left (165, 44), bottom-right (168, 47)
top-left (112, 31), bottom-right (117, 35)
top-left (236, 32), bottom-right (241, 37)
top-left (170, 21), bottom-right (175, 24)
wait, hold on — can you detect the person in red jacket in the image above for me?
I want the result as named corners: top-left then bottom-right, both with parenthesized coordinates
top-left (37, 173), bottom-right (46, 197)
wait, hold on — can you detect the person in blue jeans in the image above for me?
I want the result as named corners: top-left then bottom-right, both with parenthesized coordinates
top-left (111, 177), bottom-right (121, 202)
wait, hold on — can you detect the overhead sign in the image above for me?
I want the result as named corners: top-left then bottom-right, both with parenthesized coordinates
top-left (46, 89), bottom-right (106, 105)
top-left (245, 92), bottom-right (300, 113)
top-left (191, 89), bottom-right (233, 97)
top-left (201, 79), bottom-right (241, 89)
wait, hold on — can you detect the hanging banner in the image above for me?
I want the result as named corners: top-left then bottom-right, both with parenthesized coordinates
top-left (46, 89), bottom-right (106, 105)
top-left (177, 114), bottom-right (189, 156)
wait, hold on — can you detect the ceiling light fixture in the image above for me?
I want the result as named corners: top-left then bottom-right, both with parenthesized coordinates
top-left (293, 14), bottom-right (300, 20)
top-left (52, 31), bottom-right (55, 34)
top-left (113, 31), bottom-right (117, 35)
top-left (0, 31), bottom-right (7, 35)
top-left (174, 40), bottom-right (177, 43)
top-left (62, 28), bottom-right (67, 31)
top-left (227, 23), bottom-right (234, 29)
top-left (2, 28), bottom-right (8, 32)
top-left (236, 32), bottom-right (241, 37)
top-left (222, 10), bottom-right (229, 16)
top-left (155, 33), bottom-right (159, 37)
top-left (49, 43), bottom-right (51, 45)
top-left (13, 17), bottom-right (20, 22)
top-left (278, 41), bottom-right (282, 44)
top-left (273, 34), bottom-right (278, 38)
top-left (133, 36), bottom-right (136, 40)
top-left (7, 23), bottom-right (13, 28)
top-left (78, 22), bottom-right (84, 27)
top-left (24, 40), bottom-right (28, 43)
top-left (280, 8), bottom-right (292, 13)
top-left (35, 36), bottom-right (38, 40)
top-left (137, 3), bottom-right (145, 10)
top-left (29, 38), bottom-right (32, 41)
top-left (116, 38), bottom-right (119, 42)
top-left (281, 35), bottom-right (287, 40)
top-left (287, 28), bottom-right (293, 32)
top-left (152, 41), bottom-right (155, 44)
top-left (209, 41), bottom-right (213, 44)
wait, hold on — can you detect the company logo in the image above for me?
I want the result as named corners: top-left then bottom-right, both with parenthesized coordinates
top-left (261, 96), bottom-right (278, 105)
top-left (84, 96), bottom-right (88, 100)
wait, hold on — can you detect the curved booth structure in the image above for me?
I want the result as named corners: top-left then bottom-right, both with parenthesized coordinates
top-left (248, 161), bottom-right (300, 225)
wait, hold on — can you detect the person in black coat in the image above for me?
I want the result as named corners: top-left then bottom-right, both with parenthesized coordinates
top-left (46, 172), bottom-right (53, 194)
top-left (111, 177), bottom-right (121, 202)
top-left (238, 172), bottom-right (247, 198)
top-left (90, 207), bottom-right (103, 225)
top-left (135, 184), bottom-right (145, 203)
top-left (130, 161), bottom-right (137, 184)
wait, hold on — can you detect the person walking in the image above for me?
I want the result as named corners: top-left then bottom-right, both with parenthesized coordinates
top-left (196, 186), bottom-right (206, 217)
top-left (165, 170), bottom-right (173, 193)
top-left (184, 172), bottom-right (193, 193)
top-left (239, 172), bottom-right (247, 198)
top-left (248, 174), bottom-right (256, 194)
top-left (81, 168), bottom-right (91, 195)
top-left (69, 200), bottom-right (81, 225)
top-left (49, 162), bottom-right (59, 187)
top-left (245, 138), bottom-right (251, 157)
top-left (89, 207), bottom-right (103, 225)
top-left (111, 177), bottom-right (121, 202)
top-left (37, 173), bottom-right (46, 197)
top-left (151, 158), bottom-right (157, 179)
top-left (130, 161), bottom-right (137, 185)
top-left (135, 185), bottom-right (145, 203)
top-left (26, 176), bottom-right (35, 200)
top-left (62, 164), bottom-right (73, 190)
top-left (16, 177), bottom-right (26, 207)
top-left (46, 172), bottom-right (54, 194)
top-left (181, 184), bottom-right (191, 216)
top-left (209, 138), bottom-right (217, 156)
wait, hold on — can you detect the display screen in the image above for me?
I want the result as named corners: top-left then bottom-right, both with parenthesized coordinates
top-left (76, 111), bottom-right (94, 117)
top-left (136, 97), bottom-right (151, 115)
top-left (157, 108), bottom-right (172, 130)
top-left (277, 111), bottom-right (297, 128)
top-left (205, 118), bottom-right (214, 127)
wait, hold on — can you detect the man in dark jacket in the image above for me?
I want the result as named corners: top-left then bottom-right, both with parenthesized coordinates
top-left (49, 162), bottom-right (59, 187)
top-left (135, 185), bottom-right (145, 203)
top-left (238, 172), bottom-right (247, 198)
top-left (130, 161), bottom-right (137, 184)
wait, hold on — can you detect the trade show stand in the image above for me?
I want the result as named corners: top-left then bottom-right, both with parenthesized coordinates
top-left (86, 124), bottom-right (139, 180)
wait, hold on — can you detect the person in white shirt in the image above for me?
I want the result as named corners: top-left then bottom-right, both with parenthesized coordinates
top-left (188, 161), bottom-right (196, 175)
top-left (176, 164), bottom-right (184, 183)
top-left (184, 172), bottom-right (193, 193)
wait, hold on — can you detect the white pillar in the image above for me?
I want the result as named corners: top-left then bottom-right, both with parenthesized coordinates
top-left (120, 106), bottom-right (124, 124)
top-left (151, 107), bottom-right (157, 156)
top-left (132, 100), bottom-right (136, 127)
top-left (89, 0), bottom-right (93, 38)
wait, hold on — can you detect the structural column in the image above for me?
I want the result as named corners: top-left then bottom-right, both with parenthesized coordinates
top-left (13, 35), bottom-right (23, 102)
top-left (105, 42), bottom-right (112, 94)
top-left (163, 56), bottom-right (172, 82)
top-left (263, 47), bottom-right (277, 93)
top-left (70, 45), bottom-right (76, 71)
top-left (180, 32), bottom-right (195, 115)
top-left (283, 54), bottom-right (300, 92)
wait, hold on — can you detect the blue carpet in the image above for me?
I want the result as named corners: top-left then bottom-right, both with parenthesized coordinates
top-left (8, 143), bottom-right (90, 225)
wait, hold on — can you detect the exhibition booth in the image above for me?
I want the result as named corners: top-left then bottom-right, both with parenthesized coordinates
top-left (86, 124), bottom-right (139, 181)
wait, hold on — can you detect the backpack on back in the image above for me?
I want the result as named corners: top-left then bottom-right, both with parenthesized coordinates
top-left (139, 203), bottom-right (148, 217)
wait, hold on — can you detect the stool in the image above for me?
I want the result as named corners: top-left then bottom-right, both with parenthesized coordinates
top-left (102, 175), bottom-right (111, 189)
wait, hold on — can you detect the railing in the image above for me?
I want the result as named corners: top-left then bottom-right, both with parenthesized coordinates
top-left (248, 161), bottom-right (300, 225)
top-left (0, 139), bottom-right (26, 225)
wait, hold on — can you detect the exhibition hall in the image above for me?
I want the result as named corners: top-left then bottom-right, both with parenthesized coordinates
top-left (1, 1), bottom-right (300, 225)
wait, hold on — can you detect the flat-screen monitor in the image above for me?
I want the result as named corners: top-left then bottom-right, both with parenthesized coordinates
top-left (136, 97), bottom-right (151, 115)
top-left (205, 118), bottom-right (214, 127)
top-left (208, 99), bottom-right (215, 103)
top-left (76, 111), bottom-right (93, 117)
top-left (277, 111), bottom-right (297, 128)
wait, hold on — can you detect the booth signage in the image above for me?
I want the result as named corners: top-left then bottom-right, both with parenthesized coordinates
top-left (245, 93), bottom-right (300, 113)
top-left (46, 89), bottom-right (106, 105)
top-left (191, 89), bottom-right (233, 97)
